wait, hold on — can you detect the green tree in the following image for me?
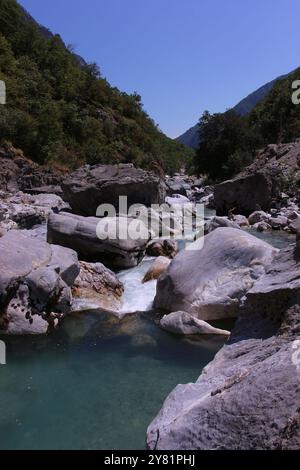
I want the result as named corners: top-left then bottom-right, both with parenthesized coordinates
top-left (194, 110), bottom-right (258, 181)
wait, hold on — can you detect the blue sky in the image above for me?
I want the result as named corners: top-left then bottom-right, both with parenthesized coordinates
top-left (19, 0), bottom-right (300, 138)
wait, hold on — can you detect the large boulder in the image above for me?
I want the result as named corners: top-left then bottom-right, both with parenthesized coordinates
top-left (147, 243), bottom-right (300, 450)
top-left (62, 163), bottom-right (166, 216)
top-left (214, 172), bottom-right (273, 217)
top-left (154, 228), bottom-right (277, 320)
top-left (47, 212), bottom-right (150, 269)
top-left (214, 141), bottom-right (300, 217)
top-left (0, 230), bottom-right (80, 334)
top-left (160, 311), bottom-right (230, 336)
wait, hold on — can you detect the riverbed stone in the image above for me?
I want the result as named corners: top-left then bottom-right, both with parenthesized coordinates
top-left (268, 215), bottom-right (289, 230)
top-left (142, 257), bottom-right (171, 283)
top-left (165, 194), bottom-right (190, 206)
top-left (0, 191), bottom-right (70, 231)
top-left (206, 216), bottom-right (241, 233)
top-left (160, 311), bottom-right (230, 336)
top-left (289, 218), bottom-right (300, 240)
top-left (62, 163), bottom-right (166, 216)
top-left (248, 210), bottom-right (270, 225)
top-left (253, 221), bottom-right (272, 232)
top-left (0, 230), bottom-right (80, 334)
top-left (215, 173), bottom-right (273, 216)
top-left (233, 214), bottom-right (250, 228)
top-left (73, 261), bottom-right (124, 311)
top-left (154, 228), bottom-right (278, 321)
top-left (47, 212), bottom-right (150, 269)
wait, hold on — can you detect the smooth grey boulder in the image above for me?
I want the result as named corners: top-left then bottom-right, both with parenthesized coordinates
top-left (214, 173), bottom-right (273, 216)
top-left (0, 230), bottom-right (80, 334)
top-left (47, 212), bottom-right (150, 269)
top-left (160, 311), bottom-right (230, 336)
top-left (62, 163), bottom-right (166, 216)
top-left (147, 244), bottom-right (300, 450)
top-left (154, 228), bottom-right (278, 320)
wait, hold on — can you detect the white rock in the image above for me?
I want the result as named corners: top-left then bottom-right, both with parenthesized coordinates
top-left (154, 228), bottom-right (278, 321)
top-left (160, 311), bottom-right (230, 336)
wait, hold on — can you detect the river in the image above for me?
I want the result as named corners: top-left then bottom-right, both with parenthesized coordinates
top-left (0, 224), bottom-right (294, 449)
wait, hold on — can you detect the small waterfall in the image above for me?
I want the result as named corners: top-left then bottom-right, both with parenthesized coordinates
top-left (117, 258), bottom-right (158, 315)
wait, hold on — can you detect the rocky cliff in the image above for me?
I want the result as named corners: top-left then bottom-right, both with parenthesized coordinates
top-left (215, 141), bottom-right (300, 216)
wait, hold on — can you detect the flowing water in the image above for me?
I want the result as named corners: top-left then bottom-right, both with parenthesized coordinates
top-left (0, 213), bottom-right (294, 450)
top-left (117, 258), bottom-right (157, 314)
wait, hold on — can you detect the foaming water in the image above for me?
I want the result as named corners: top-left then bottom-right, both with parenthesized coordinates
top-left (117, 258), bottom-right (157, 315)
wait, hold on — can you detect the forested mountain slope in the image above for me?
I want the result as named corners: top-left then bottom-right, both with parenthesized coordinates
top-left (0, 0), bottom-right (193, 173)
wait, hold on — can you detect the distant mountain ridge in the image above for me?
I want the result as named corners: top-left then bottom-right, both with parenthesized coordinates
top-left (176, 73), bottom-right (288, 149)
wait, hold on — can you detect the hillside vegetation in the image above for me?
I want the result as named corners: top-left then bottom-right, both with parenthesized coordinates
top-left (0, 0), bottom-right (193, 173)
top-left (176, 73), bottom-right (286, 149)
top-left (194, 68), bottom-right (300, 181)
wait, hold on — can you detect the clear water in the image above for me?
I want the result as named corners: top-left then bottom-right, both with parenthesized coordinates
top-left (202, 205), bottom-right (295, 250)
top-left (246, 227), bottom-right (295, 249)
top-left (0, 213), bottom-right (293, 450)
top-left (0, 311), bottom-right (230, 450)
